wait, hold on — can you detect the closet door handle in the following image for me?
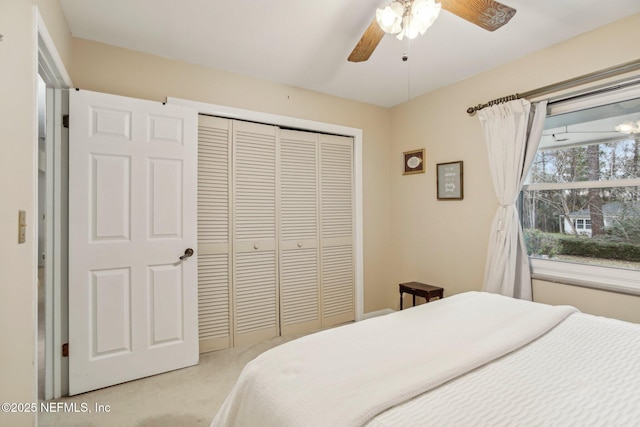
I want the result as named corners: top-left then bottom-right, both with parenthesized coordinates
top-left (179, 248), bottom-right (194, 261)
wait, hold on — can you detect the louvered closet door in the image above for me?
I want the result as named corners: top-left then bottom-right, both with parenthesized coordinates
top-left (279, 130), bottom-right (320, 336)
top-left (320, 134), bottom-right (355, 327)
top-left (197, 116), bottom-right (232, 352)
top-left (233, 120), bottom-right (279, 346)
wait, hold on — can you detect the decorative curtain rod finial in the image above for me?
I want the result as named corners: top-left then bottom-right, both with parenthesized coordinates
top-left (467, 104), bottom-right (484, 115)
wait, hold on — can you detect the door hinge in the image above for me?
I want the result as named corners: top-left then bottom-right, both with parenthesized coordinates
top-left (62, 343), bottom-right (69, 357)
top-left (62, 114), bottom-right (69, 129)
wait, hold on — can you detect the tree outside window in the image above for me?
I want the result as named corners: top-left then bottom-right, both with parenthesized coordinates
top-left (522, 93), bottom-right (640, 269)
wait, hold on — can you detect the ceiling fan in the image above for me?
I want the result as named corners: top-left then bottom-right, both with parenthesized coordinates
top-left (348, 0), bottom-right (516, 62)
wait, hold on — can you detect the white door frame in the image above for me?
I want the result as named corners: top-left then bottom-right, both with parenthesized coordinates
top-left (35, 6), bottom-right (72, 399)
top-left (167, 98), bottom-right (365, 321)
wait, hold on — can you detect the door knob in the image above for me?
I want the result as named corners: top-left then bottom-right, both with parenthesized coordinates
top-left (179, 248), bottom-right (194, 261)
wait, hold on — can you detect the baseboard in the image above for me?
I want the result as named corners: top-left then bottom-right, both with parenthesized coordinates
top-left (362, 308), bottom-right (395, 320)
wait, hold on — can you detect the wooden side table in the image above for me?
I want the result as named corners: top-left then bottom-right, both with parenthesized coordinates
top-left (399, 282), bottom-right (443, 310)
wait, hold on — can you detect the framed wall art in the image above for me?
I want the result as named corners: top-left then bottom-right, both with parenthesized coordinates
top-left (403, 149), bottom-right (425, 175)
top-left (436, 161), bottom-right (463, 200)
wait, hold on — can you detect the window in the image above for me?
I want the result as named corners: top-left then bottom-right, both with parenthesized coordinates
top-left (571, 219), bottom-right (593, 231)
top-left (522, 83), bottom-right (640, 294)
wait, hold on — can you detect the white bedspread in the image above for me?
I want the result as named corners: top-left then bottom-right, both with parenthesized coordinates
top-left (211, 292), bottom-right (577, 427)
top-left (367, 312), bottom-right (640, 426)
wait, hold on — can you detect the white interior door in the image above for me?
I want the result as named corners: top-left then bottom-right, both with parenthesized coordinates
top-left (68, 89), bottom-right (198, 395)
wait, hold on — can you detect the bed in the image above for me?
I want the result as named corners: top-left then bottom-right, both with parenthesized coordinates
top-left (211, 292), bottom-right (640, 426)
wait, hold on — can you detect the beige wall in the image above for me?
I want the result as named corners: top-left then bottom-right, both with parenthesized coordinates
top-left (533, 280), bottom-right (640, 323)
top-left (0, 1), bottom-right (71, 426)
top-left (70, 39), bottom-right (393, 313)
top-left (389, 13), bottom-right (640, 318)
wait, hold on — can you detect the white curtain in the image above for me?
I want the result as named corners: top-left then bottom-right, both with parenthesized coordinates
top-left (477, 99), bottom-right (547, 300)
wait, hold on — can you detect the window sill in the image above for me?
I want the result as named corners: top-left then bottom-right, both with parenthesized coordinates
top-left (530, 258), bottom-right (640, 296)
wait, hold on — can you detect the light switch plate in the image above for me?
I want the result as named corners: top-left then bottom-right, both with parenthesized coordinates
top-left (18, 210), bottom-right (26, 244)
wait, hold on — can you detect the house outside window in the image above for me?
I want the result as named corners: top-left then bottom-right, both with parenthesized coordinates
top-left (521, 82), bottom-right (640, 294)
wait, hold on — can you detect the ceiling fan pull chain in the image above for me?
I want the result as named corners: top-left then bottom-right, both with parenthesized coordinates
top-left (405, 38), bottom-right (411, 102)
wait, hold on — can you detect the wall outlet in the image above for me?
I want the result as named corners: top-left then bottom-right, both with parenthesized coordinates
top-left (18, 210), bottom-right (26, 244)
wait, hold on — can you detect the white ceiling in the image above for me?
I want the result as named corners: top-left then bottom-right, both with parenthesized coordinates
top-left (60, 0), bottom-right (640, 108)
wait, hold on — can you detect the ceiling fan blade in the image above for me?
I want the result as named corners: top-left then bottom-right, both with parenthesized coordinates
top-left (348, 18), bottom-right (385, 62)
top-left (440, 0), bottom-right (516, 32)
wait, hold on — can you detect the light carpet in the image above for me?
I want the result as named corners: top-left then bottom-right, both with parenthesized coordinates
top-left (38, 335), bottom-right (299, 427)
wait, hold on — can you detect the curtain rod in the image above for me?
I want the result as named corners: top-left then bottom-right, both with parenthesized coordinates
top-left (466, 58), bottom-right (640, 116)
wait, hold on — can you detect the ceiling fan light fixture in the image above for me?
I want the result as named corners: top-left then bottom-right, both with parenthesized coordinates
top-left (399, 15), bottom-right (419, 39)
top-left (378, 0), bottom-right (442, 40)
top-left (376, 2), bottom-right (404, 34)
top-left (412, 0), bottom-right (442, 30)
